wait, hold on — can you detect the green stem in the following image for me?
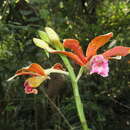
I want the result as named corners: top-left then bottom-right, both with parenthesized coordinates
top-left (60, 56), bottom-right (90, 130)
top-left (76, 66), bottom-right (85, 82)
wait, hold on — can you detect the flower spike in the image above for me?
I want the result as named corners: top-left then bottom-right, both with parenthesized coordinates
top-left (34, 30), bottom-right (130, 77)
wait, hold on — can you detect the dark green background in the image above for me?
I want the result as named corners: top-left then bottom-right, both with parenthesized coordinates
top-left (0, 0), bottom-right (130, 130)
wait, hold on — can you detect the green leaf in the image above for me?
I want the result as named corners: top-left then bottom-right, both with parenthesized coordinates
top-left (5, 106), bottom-right (15, 111)
top-left (97, 113), bottom-right (106, 122)
top-left (20, 10), bottom-right (32, 15)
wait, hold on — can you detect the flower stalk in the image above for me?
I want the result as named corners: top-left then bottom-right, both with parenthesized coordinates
top-left (45, 68), bottom-right (69, 76)
top-left (76, 66), bottom-right (86, 82)
top-left (60, 55), bottom-right (90, 130)
top-left (33, 27), bottom-right (90, 129)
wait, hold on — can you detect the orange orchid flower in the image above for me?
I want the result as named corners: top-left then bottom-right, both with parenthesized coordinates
top-left (50, 32), bottom-right (130, 77)
top-left (8, 63), bottom-right (68, 94)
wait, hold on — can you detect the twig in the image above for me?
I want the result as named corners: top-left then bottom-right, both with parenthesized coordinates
top-left (40, 88), bottom-right (73, 130)
top-left (111, 97), bottom-right (130, 110)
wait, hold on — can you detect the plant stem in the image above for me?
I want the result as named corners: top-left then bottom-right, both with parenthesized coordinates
top-left (76, 66), bottom-right (85, 82)
top-left (45, 68), bottom-right (69, 75)
top-left (61, 56), bottom-right (90, 130)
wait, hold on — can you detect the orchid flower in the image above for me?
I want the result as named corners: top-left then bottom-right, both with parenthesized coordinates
top-left (34, 32), bottom-right (130, 77)
top-left (7, 63), bottom-right (68, 94)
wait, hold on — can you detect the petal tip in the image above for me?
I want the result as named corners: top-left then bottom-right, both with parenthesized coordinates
top-left (7, 75), bottom-right (17, 81)
top-left (53, 63), bottom-right (64, 70)
top-left (107, 32), bottom-right (113, 37)
top-left (128, 49), bottom-right (130, 53)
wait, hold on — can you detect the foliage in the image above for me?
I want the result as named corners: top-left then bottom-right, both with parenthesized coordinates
top-left (0, 0), bottom-right (130, 130)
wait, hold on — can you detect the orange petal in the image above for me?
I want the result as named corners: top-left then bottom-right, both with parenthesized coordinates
top-left (51, 51), bottom-right (85, 66)
top-left (16, 63), bottom-right (46, 76)
top-left (53, 63), bottom-right (64, 70)
top-left (86, 32), bottom-right (113, 61)
top-left (7, 72), bottom-right (40, 81)
top-left (63, 39), bottom-right (86, 63)
top-left (16, 72), bottom-right (40, 76)
top-left (102, 46), bottom-right (130, 58)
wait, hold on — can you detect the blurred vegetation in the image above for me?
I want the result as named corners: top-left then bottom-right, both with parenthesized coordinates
top-left (0, 0), bottom-right (130, 130)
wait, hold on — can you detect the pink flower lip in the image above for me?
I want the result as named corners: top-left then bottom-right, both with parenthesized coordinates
top-left (89, 55), bottom-right (109, 77)
top-left (24, 81), bottom-right (38, 94)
